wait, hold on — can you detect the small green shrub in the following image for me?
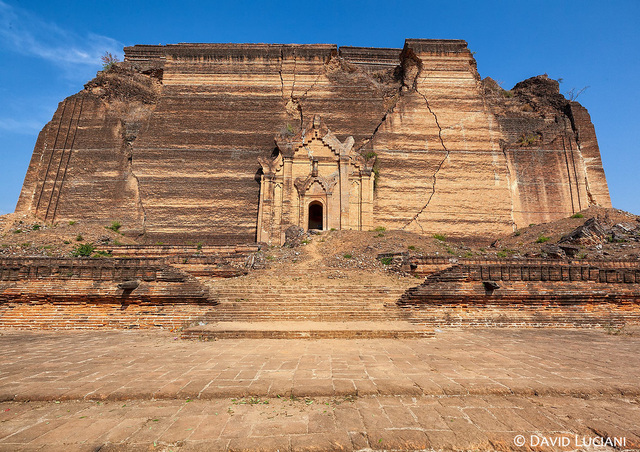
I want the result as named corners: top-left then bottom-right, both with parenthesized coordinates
top-left (433, 233), bottom-right (446, 242)
top-left (32, 224), bottom-right (41, 231)
top-left (72, 243), bottom-right (95, 257)
top-left (63, 240), bottom-right (71, 244)
top-left (571, 213), bottom-right (584, 219)
top-left (407, 245), bottom-right (416, 250)
top-left (343, 253), bottom-right (352, 259)
top-left (536, 236), bottom-right (550, 243)
top-left (497, 248), bottom-right (516, 258)
top-left (13, 229), bottom-right (22, 234)
top-left (376, 233), bottom-right (385, 238)
top-left (577, 252), bottom-right (587, 259)
top-left (100, 52), bottom-right (119, 71)
top-left (196, 242), bottom-right (203, 250)
top-left (76, 234), bottom-right (83, 242)
top-left (374, 226), bottom-right (386, 232)
top-left (68, 220), bottom-right (77, 225)
top-left (330, 228), bottom-right (336, 232)
top-left (301, 240), bottom-right (310, 245)
top-left (106, 221), bottom-right (122, 232)
top-left (518, 133), bottom-right (539, 146)
top-left (286, 123), bottom-right (295, 135)
top-left (514, 230), bottom-right (521, 236)
top-left (380, 257), bottom-right (393, 265)
top-left (266, 255), bottom-right (274, 261)
top-left (93, 250), bottom-right (112, 257)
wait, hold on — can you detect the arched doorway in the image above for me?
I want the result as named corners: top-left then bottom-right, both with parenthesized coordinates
top-left (308, 201), bottom-right (323, 230)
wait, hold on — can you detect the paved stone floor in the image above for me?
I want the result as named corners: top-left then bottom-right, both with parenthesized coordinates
top-left (0, 329), bottom-right (639, 451)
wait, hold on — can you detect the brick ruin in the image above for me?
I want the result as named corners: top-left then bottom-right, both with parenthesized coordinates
top-left (399, 261), bottom-right (640, 328)
top-left (1, 252), bottom-right (638, 330)
top-left (5, 39), bottom-right (635, 332)
top-left (15, 39), bottom-right (610, 245)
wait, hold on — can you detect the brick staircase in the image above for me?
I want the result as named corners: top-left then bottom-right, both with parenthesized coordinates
top-left (182, 271), bottom-right (433, 339)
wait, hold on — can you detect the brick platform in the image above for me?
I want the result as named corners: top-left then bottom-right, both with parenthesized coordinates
top-left (0, 329), bottom-right (638, 450)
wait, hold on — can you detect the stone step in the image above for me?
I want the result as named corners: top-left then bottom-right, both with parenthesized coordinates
top-left (196, 278), bottom-right (413, 324)
top-left (211, 295), bottom-right (404, 300)
top-left (210, 290), bottom-right (406, 294)
top-left (212, 301), bottom-right (391, 306)
top-left (181, 321), bottom-right (434, 339)
top-left (210, 309), bottom-right (402, 319)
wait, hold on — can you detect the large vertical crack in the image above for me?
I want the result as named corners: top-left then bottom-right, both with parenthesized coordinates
top-left (356, 89), bottom-right (402, 152)
top-left (356, 112), bottom-right (389, 154)
top-left (289, 48), bottom-right (297, 101)
top-left (501, 146), bottom-right (518, 232)
top-left (561, 112), bottom-right (585, 210)
top-left (280, 47), bottom-right (304, 130)
top-left (296, 72), bottom-right (323, 130)
top-left (278, 48), bottom-right (285, 101)
top-left (402, 87), bottom-right (450, 232)
top-left (299, 73), bottom-right (322, 101)
top-left (122, 119), bottom-right (148, 238)
top-left (129, 157), bottom-right (147, 238)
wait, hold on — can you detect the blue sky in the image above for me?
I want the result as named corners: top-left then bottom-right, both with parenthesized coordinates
top-left (1, 0), bottom-right (638, 215)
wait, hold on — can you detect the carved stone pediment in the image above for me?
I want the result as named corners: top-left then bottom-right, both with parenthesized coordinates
top-left (294, 174), bottom-right (339, 195)
top-left (275, 116), bottom-right (357, 159)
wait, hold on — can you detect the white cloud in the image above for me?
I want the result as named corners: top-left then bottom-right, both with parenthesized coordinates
top-left (0, 1), bottom-right (123, 66)
top-left (0, 117), bottom-right (44, 134)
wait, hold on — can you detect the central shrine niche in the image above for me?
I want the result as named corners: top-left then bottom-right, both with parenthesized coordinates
top-left (257, 116), bottom-right (375, 244)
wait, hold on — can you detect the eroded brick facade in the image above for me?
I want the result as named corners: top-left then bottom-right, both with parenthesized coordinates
top-left (15, 39), bottom-right (611, 244)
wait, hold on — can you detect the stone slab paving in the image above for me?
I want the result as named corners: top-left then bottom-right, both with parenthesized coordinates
top-left (0, 329), bottom-right (639, 451)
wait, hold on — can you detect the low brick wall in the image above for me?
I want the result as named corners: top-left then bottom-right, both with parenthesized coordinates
top-left (93, 245), bottom-right (260, 277)
top-left (399, 262), bottom-right (640, 328)
top-left (0, 258), bottom-right (213, 330)
top-left (96, 244), bottom-right (260, 257)
top-left (402, 256), bottom-right (640, 277)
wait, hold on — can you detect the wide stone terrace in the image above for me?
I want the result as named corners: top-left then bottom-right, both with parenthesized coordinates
top-left (0, 328), bottom-right (638, 451)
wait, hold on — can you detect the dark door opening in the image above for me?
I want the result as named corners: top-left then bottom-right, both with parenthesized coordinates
top-left (308, 201), bottom-right (323, 230)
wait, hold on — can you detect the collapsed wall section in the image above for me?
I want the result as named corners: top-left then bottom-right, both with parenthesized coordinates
top-left (484, 75), bottom-right (611, 227)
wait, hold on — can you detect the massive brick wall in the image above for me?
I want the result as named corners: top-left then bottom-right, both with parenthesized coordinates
top-left (15, 39), bottom-right (611, 243)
